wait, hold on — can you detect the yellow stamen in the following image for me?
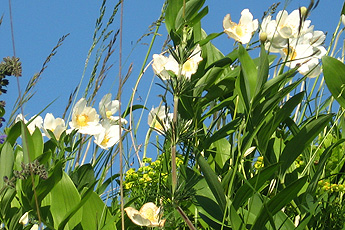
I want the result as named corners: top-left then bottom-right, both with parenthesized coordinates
top-left (182, 60), bottom-right (193, 72)
top-left (76, 114), bottom-right (89, 127)
top-left (283, 47), bottom-right (297, 60)
top-left (100, 134), bottom-right (110, 146)
top-left (106, 110), bottom-right (112, 118)
top-left (235, 26), bottom-right (243, 37)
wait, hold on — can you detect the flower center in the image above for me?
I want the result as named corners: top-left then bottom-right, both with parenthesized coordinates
top-left (283, 47), bottom-right (297, 60)
top-left (183, 60), bottom-right (193, 73)
top-left (76, 114), bottom-right (89, 127)
top-left (100, 134), bottom-right (110, 146)
top-left (142, 208), bottom-right (155, 222)
top-left (106, 110), bottom-right (113, 118)
top-left (235, 26), bottom-right (243, 37)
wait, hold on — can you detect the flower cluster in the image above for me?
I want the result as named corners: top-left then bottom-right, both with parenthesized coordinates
top-left (260, 7), bottom-right (326, 77)
top-left (318, 180), bottom-right (345, 193)
top-left (15, 93), bottom-right (126, 150)
top-left (124, 156), bottom-right (184, 190)
top-left (152, 44), bottom-right (203, 80)
top-left (254, 156), bottom-right (264, 169)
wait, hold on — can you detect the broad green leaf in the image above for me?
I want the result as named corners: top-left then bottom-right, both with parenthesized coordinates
top-left (36, 161), bottom-right (63, 204)
top-left (322, 56), bottom-right (345, 108)
top-left (194, 67), bottom-right (223, 98)
top-left (5, 121), bottom-right (21, 146)
top-left (175, 0), bottom-right (205, 31)
top-left (232, 164), bottom-right (280, 210)
top-left (70, 164), bottom-right (96, 191)
top-left (238, 44), bottom-right (257, 102)
top-left (45, 171), bottom-right (82, 230)
top-left (165, 0), bottom-right (183, 33)
top-left (280, 114), bottom-right (333, 174)
top-left (257, 92), bottom-right (305, 151)
top-left (210, 138), bottom-right (231, 169)
top-left (255, 45), bottom-right (269, 96)
top-left (31, 128), bottom-right (43, 160)
top-left (20, 121), bottom-right (35, 163)
top-left (0, 142), bottom-right (14, 189)
top-left (196, 153), bottom-right (226, 212)
top-left (251, 176), bottom-right (308, 229)
top-left (81, 191), bottom-right (115, 229)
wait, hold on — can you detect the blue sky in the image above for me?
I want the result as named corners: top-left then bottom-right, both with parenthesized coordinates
top-left (1, 0), bottom-right (344, 162)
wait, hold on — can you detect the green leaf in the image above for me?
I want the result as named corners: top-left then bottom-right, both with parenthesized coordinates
top-left (196, 153), bottom-right (226, 212)
top-left (257, 92), bottom-right (305, 151)
top-left (121, 104), bottom-right (146, 118)
top-left (199, 32), bottom-right (224, 46)
top-left (194, 67), bottom-right (223, 98)
top-left (0, 142), bottom-right (14, 189)
top-left (255, 45), bottom-right (269, 96)
top-left (232, 164), bottom-right (280, 210)
top-left (165, 0), bottom-right (184, 33)
top-left (238, 44), bottom-right (257, 102)
top-left (44, 172), bottom-right (82, 230)
top-left (175, 0), bottom-right (205, 31)
top-left (204, 117), bottom-right (241, 149)
top-left (251, 176), bottom-right (308, 229)
top-left (20, 121), bottom-right (35, 163)
top-left (81, 191), bottom-right (115, 229)
top-left (31, 128), bottom-right (43, 160)
top-left (280, 114), bottom-right (333, 174)
top-left (322, 56), bottom-right (345, 108)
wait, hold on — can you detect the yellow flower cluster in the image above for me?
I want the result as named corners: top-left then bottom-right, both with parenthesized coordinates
top-left (124, 155), bottom-right (184, 191)
top-left (254, 156), bottom-right (264, 169)
top-left (295, 155), bottom-right (305, 168)
top-left (318, 180), bottom-right (345, 193)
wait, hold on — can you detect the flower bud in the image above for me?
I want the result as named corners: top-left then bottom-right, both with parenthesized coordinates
top-left (300, 6), bottom-right (307, 18)
top-left (259, 32), bottom-right (267, 43)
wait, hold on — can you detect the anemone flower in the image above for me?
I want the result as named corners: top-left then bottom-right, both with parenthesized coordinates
top-left (148, 106), bottom-right (173, 134)
top-left (152, 54), bottom-right (171, 80)
top-left (93, 120), bottom-right (120, 150)
top-left (153, 45), bottom-right (203, 80)
top-left (223, 9), bottom-right (258, 44)
top-left (99, 93), bottom-right (127, 125)
top-left (43, 113), bottom-right (66, 140)
top-left (124, 202), bottom-right (166, 227)
top-left (16, 114), bottom-right (43, 134)
top-left (69, 98), bottom-right (103, 135)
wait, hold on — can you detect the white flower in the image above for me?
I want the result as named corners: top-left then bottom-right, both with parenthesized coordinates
top-left (19, 212), bottom-right (29, 225)
top-left (93, 120), bottom-right (120, 150)
top-left (275, 9), bottom-right (311, 39)
top-left (342, 14), bottom-right (345, 27)
top-left (99, 93), bottom-right (127, 125)
top-left (148, 106), bottom-right (173, 134)
top-left (69, 98), bottom-right (103, 135)
top-left (179, 44), bottom-right (203, 79)
top-left (260, 15), bottom-right (287, 52)
top-left (43, 113), bottom-right (66, 140)
top-left (30, 224), bottom-right (39, 230)
top-left (223, 9), bottom-right (258, 44)
top-left (125, 202), bottom-right (166, 227)
top-left (16, 114), bottom-right (43, 134)
top-left (152, 54), bottom-right (171, 80)
top-left (280, 36), bottom-right (325, 78)
top-left (152, 45), bottom-right (203, 80)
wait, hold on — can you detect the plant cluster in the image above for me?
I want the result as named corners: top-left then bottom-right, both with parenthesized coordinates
top-left (1, 0), bottom-right (345, 229)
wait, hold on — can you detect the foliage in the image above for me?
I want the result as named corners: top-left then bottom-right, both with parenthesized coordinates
top-left (0, 0), bottom-right (345, 229)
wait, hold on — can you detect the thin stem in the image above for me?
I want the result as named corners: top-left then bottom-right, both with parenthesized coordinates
top-left (171, 95), bottom-right (178, 195)
top-left (118, 0), bottom-right (125, 229)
